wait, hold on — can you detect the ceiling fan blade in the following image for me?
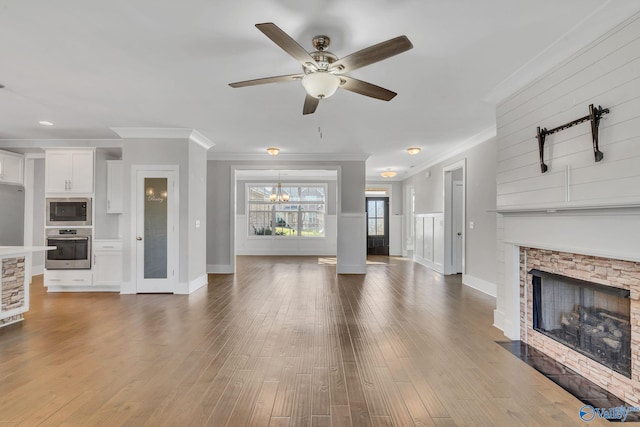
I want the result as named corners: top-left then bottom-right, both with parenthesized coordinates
top-left (256, 22), bottom-right (319, 69)
top-left (303, 94), bottom-right (319, 115)
top-left (339, 76), bottom-right (397, 101)
top-left (329, 35), bottom-right (413, 73)
top-left (229, 74), bottom-right (304, 88)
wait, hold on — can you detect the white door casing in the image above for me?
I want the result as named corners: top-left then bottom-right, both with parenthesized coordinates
top-left (443, 159), bottom-right (466, 275)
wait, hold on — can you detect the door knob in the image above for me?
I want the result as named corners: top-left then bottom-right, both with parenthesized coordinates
top-left (136, 236), bottom-right (143, 241)
top-left (457, 232), bottom-right (462, 236)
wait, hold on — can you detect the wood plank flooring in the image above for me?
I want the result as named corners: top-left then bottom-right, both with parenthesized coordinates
top-left (0, 256), bottom-right (610, 426)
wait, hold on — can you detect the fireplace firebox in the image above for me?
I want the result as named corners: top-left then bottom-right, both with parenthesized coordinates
top-left (530, 269), bottom-right (631, 378)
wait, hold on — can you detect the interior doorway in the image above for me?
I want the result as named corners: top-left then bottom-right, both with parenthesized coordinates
top-left (134, 167), bottom-right (179, 293)
top-left (366, 197), bottom-right (389, 256)
top-left (443, 160), bottom-right (465, 275)
top-left (453, 180), bottom-right (463, 273)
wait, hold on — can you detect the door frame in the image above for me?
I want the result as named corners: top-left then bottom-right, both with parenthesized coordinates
top-left (443, 159), bottom-right (466, 275)
top-left (402, 184), bottom-right (415, 257)
top-left (453, 180), bottom-right (463, 273)
top-left (130, 164), bottom-right (179, 293)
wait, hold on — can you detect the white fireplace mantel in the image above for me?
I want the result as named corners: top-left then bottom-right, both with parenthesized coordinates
top-left (496, 204), bottom-right (640, 341)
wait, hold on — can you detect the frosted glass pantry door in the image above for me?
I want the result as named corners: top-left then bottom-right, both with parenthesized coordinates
top-left (135, 170), bottom-right (178, 293)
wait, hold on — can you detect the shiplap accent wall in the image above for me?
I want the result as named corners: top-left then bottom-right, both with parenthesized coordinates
top-left (496, 14), bottom-right (640, 209)
top-left (494, 13), bottom-right (640, 338)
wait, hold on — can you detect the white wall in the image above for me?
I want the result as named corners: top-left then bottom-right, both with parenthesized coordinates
top-left (494, 12), bottom-right (640, 338)
top-left (187, 141), bottom-right (208, 292)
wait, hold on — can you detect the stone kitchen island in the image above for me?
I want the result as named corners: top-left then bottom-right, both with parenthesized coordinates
top-left (0, 246), bottom-right (54, 328)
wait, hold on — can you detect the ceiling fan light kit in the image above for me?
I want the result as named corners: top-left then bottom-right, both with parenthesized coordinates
top-left (229, 22), bottom-right (413, 115)
top-left (301, 72), bottom-right (341, 99)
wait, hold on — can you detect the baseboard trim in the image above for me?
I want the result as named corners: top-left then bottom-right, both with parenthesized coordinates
top-left (31, 265), bottom-right (44, 278)
top-left (336, 264), bottom-right (366, 274)
top-left (0, 317), bottom-right (24, 329)
top-left (413, 257), bottom-right (444, 274)
top-left (493, 309), bottom-right (505, 333)
top-left (207, 264), bottom-right (234, 274)
top-left (186, 274), bottom-right (208, 294)
top-left (120, 282), bottom-right (134, 294)
top-left (48, 286), bottom-right (120, 293)
top-left (502, 318), bottom-right (519, 340)
top-left (462, 274), bottom-right (497, 297)
top-left (235, 250), bottom-right (336, 256)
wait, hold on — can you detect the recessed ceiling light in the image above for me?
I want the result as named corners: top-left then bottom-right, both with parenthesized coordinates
top-left (39, 121), bottom-right (54, 126)
top-left (266, 147), bottom-right (280, 155)
top-left (406, 147), bottom-right (421, 155)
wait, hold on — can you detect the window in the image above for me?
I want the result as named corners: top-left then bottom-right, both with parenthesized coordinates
top-left (248, 184), bottom-right (326, 237)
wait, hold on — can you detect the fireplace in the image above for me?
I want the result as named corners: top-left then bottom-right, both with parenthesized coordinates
top-left (531, 269), bottom-right (631, 377)
top-left (520, 248), bottom-right (640, 406)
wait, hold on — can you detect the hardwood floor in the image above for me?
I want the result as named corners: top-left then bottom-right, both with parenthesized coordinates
top-left (0, 256), bottom-right (610, 426)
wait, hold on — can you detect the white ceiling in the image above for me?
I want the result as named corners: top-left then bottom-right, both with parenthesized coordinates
top-left (0, 1), bottom-right (638, 180)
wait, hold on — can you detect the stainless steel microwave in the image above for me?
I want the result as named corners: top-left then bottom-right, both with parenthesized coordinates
top-left (46, 197), bottom-right (92, 226)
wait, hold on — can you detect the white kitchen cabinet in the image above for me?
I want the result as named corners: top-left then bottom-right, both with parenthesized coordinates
top-left (0, 150), bottom-right (24, 185)
top-left (44, 269), bottom-right (93, 291)
top-left (93, 240), bottom-right (122, 287)
top-left (106, 160), bottom-right (123, 214)
top-left (45, 149), bottom-right (94, 194)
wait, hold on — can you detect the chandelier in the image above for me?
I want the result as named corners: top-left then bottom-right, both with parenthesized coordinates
top-left (270, 172), bottom-right (290, 203)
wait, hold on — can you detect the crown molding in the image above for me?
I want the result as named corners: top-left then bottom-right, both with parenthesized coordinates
top-left (366, 125), bottom-right (496, 181)
top-left (208, 152), bottom-right (370, 162)
top-left (0, 138), bottom-right (122, 149)
top-left (484, 2), bottom-right (640, 105)
top-left (110, 127), bottom-right (190, 139)
top-left (400, 125), bottom-right (496, 181)
top-left (110, 127), bottom-right (215, 150)
top-left (188, 129), bottom-right (215, 150)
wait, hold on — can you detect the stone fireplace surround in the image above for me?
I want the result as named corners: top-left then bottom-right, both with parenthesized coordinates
top-left (520, 247), bottom-right (640, 406)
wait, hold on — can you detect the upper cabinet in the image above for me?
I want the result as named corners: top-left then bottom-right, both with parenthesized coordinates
top-left (0, 150), bottom-right (24, 185)
top-left (46, 149), bottom-right (94, 194)
top-left (106, 160), bottom-right (123, 214)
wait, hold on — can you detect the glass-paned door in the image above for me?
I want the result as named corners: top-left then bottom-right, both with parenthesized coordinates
top-left (136, 170), bottom-right (177, 293)
top-left (366, 197), bottom-right (389, 256)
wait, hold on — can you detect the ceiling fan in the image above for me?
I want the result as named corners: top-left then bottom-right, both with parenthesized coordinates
top-left (229, 23), bottom-right (413, 115)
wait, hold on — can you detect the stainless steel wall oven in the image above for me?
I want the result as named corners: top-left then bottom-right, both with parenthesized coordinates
top-left (45, 228), bottom-right (92, 269)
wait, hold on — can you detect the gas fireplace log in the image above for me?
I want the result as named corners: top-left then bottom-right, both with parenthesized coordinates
top-left (599, 311), bottom-right (630, 325)
top-left (602, 337), bottom-right (621, 351)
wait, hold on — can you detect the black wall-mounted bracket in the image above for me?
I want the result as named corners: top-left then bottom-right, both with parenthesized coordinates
top-left (535, 104), bottom-right (609, 173)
